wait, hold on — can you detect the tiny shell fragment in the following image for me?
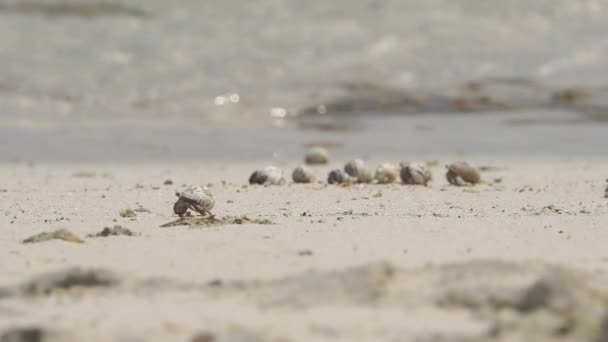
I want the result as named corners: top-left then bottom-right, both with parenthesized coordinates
top-left (446, 162), bottom-right (481, 186)
top-left (292, 165), bottom-right (315, 183)
top-left (400, 162), bottom-right (432, 185)
top-left (374, 163), bottom-right (398, 184)
top-left (305, 147), bottom-right (329, 165)
top-left (249, 166), bottom-right (285, 185)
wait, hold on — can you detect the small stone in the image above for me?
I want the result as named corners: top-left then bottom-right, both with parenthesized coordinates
top-left (163, 179), bottom-right (173, 185)
top-left (374, 163), bottom-right (398, 184)
top-left (400, 162), bottom-right (432, 185)
top-left (119, 209), bottom-right (137, 218)
top-left (446, 162), bottom-right (481, 186)
top-left (328, 169), bottom-right (348, 184)
top-left (249, 166), bottom-right (285, 185)
top-left (292, 165), bottom-right (315, 183)
top-left (305, 147), bottom-right (329, 165)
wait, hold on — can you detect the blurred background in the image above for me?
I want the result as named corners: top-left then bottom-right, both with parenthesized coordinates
top-left (1, 0), bottom-right (607, 162)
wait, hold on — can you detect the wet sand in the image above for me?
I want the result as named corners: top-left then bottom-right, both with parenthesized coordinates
top-left (1, 158), bottom-right (607, 341)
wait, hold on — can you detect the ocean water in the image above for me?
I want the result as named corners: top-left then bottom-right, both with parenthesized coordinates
top-left (1, 0), bottom-right (608, 161)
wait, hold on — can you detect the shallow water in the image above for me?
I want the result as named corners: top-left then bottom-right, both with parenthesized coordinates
top-left (1, 0), bottom-right (608, 161)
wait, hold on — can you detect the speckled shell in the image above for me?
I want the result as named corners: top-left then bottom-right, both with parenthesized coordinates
top-left (374, 163), bottom-right (398, 184)
top-left (328, 169), bottom-right (348, 184)
top-left (400, 162), bottom-right (432, 185)
top-left (174, 185), bottom-right (215, 216)
top-left (292, 165), bottom-right (315, 183)
top-left (446, 162), bottom-right (481, 186)
top-left (249, 166), bottom-right (285, 185)
top-left (305, 147), bottom-right (329, 165)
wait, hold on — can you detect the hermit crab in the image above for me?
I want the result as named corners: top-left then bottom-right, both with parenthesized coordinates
top-left (400, 162), bottom-right (432, 186)
top-left (173, 185), bottom-right (215, 217)
top-left (446, 162), bottom-right (481, 186)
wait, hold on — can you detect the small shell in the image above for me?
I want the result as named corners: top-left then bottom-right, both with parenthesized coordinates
top-left (328, 169), bottom-right (348, 184)
top-left (356, 167), bottom-right (374, 184)
top-left (305, 147), bottom-right (329, 165)
top-left (374, 163), bottom-right (398, 184)
top-left (344, 159), bottom-right (373, 183)
top-left (249, 166), bottom-right (285, 185)
top-left (400, 162), bottom-right (432, 185)
top-left (446, 162), bottom-right (481, 186)
top-left (605, 184), bottom-right (608, 198)
top-left (292, 165), bottom-right (315, 183)
top-left (344, 159), bottom-right (365, 177)
top-left (174, 185), bottom-right (215, 217)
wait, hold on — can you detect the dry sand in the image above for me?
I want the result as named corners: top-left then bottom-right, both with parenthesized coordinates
top-left (1, 158), bottom-right (608, 341)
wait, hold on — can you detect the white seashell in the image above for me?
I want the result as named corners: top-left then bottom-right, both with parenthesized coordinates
top-left (292, 165), bottom-right (315, 183)
top-left (400, 162), bottom-right (432, 185)
top-left (174, 185), bottom-right (215, 217)
top-left (305, 147), bottom-right (329, 165)
top-left (446, 162), bottom-right (481, 186)
top-left (249, 166), bottom-right (285, 185)
top-left (374, 163), bottom-right (398, 184)
top-left (328, 169), bottom-right (348, 184)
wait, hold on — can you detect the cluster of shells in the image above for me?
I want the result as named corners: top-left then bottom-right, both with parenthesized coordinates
top-left (248, 147), bottom-right (482, 187)
top-left (172, 147), bottom-right (484, 217)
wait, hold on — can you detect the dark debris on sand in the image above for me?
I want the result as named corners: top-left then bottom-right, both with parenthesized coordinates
top-left (160, 216), bottom-right (273, 228)
top-left (22, 229), bottom-right (84, 244)
top-left (5, 268), bottom-right (120, 297)
top-left (87, 225), bottom-right (135, 238)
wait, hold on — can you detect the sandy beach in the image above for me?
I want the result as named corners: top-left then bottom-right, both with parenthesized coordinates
top-left (2, 1), bottom-right (608, 340)
top-left (1, 158), bottom-right (607, 341)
